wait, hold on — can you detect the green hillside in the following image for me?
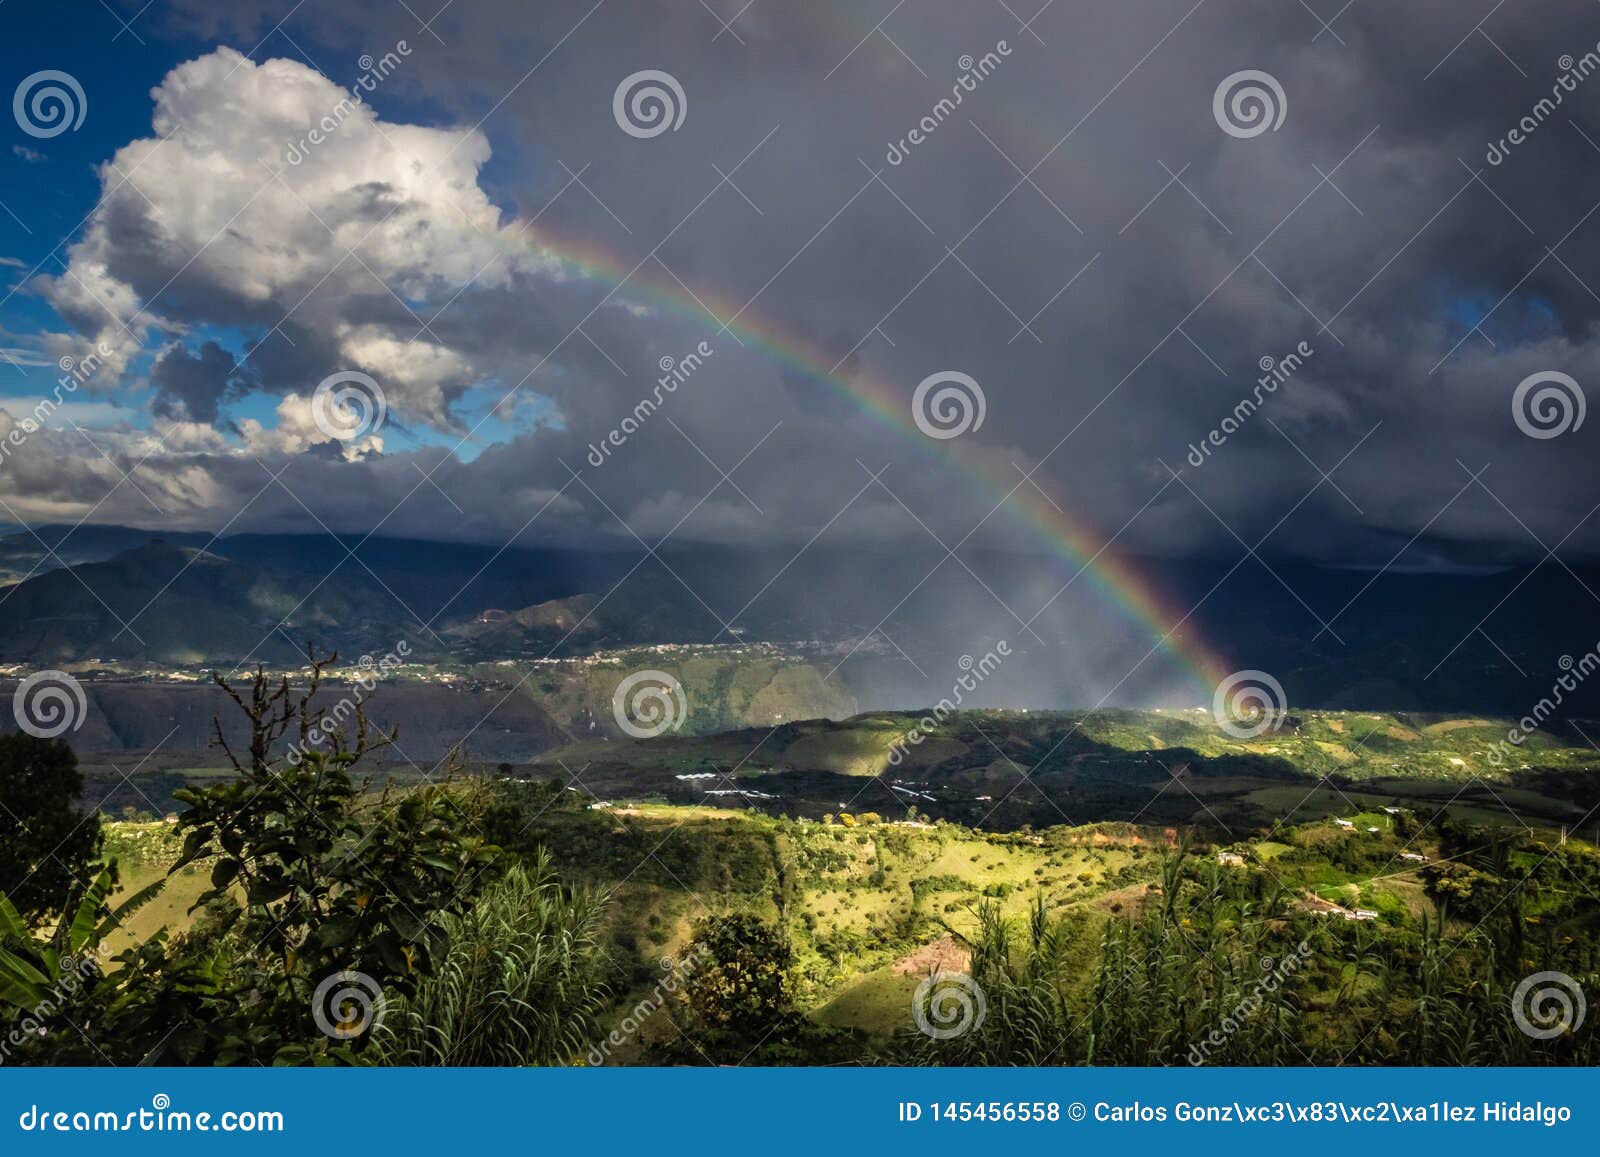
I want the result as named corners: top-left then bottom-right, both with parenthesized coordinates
top-left (476, 781), bottom-right (1600, 1063)
top-left (527, 707), bottom-right (1600, 833)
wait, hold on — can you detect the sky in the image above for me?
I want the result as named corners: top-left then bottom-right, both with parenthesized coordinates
top-left (0, 0), bottom-right (1597, 572)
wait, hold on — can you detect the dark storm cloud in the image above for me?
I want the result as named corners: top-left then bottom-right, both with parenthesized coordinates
top-left (150, 340), bottom-right (251, 424)
top-left (16, 0), bottom-right (1600, 566)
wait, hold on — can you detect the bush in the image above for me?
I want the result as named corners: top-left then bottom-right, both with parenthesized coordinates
top-left (373, 852), bottom-right (610, 1066)
top-left (0, 734), bottom-right (102, 922)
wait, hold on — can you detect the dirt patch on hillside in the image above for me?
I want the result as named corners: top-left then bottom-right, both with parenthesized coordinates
top-left (892, 935), bottom-right (971, 977)
top-left (1083, 882), bottom-right (1153, 915)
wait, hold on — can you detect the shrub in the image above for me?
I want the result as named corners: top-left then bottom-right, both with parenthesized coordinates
top-left (372, 852), bottom-right (610, 1066)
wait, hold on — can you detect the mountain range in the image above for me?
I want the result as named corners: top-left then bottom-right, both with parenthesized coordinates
top-left (0, 524), bottom-right (1596, 720)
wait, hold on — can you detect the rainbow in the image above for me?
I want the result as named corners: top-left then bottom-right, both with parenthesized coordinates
top-left (481, 223), bottom-right (1232, 692)
top-left (488, 13), bottom-right (1231, 688)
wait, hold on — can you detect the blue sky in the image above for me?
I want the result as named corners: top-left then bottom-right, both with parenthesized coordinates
top-left (0, 8), bottom-right (539, 456)
top-left (0, 0), bottom-right (1591, 568)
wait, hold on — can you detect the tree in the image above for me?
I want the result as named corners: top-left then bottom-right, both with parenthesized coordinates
top-left (0, 734), bottom-right (102, 922)
top-left (653, 913), bottom-right (807, 1064)
top-left (157, 651), bottom-right (503, 1062)
top-left (26, 649), bottom-right (505, 1065)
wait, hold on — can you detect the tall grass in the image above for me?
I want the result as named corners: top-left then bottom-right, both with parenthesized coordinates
top-left (372, 851), bottom-right (610, 1066)
top-left (913, 846), bottom-right (1597, 1066)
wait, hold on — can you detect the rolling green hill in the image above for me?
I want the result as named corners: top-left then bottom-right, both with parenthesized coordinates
top-left (529, 706), bottom-right (1600, 833)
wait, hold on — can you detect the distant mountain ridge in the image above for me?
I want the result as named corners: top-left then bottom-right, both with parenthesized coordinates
top-left (0, 540), bottom-right (417, 665)
top-left (0, 525), bottom-right (1596, 719)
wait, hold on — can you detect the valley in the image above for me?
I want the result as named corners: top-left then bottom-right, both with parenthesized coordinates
top-left (2, 527), bottom-right (1596, 1067)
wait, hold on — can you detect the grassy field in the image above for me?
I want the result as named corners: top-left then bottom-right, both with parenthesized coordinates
top-left (77, 704), bottom-right (1600, 1049)
top-left (90, 779), bottom-right (1598, 1053)
top-left (99, 822), bottom-right (209, 952)
top-left (506, 646), bottom-right (859, 738)
top-left (508, 793), bottom-right (1571, 1043)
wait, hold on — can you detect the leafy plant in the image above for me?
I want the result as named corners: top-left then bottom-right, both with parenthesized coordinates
top-left (142, 651), bottom-right (504, 1063)
top-left (0, 733), bottom-right (103, 922)
top-left (371, 851), bottom-right (610, 1066)
top-left (0, 863), bottom-right (164, 1058)
top-left (651, 913), bottom-right (809, 1064)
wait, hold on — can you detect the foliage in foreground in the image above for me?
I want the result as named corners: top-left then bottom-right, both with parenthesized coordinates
top-left (372, 851), bottom-right (611, 1066)
top-left (4, 671), bottom-right (1597, 1067)
top-left (903, 842), bottom-right (1598, 1066)
top-left (0, 652), bottom-right (512, 1064)
top-left (0, 733), bottom-right (103, 923)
